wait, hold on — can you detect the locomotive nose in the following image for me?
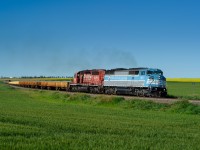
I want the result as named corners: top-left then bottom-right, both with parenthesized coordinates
top-left (158, 75), bottom-right (166, 80)
top-left (158, 75), bottom-right (166, 87)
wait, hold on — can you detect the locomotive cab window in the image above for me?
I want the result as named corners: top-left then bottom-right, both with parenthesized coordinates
top-left (129, 71), bottom-right (139, 75)
top-left (92, 71), bottom-right (99, 75)
top-left (147, 70), bottom-right (163, 75)
top-left (105, 70), bottom-right (115, 75)
top-left (156, 71), bottom-right (163, 75)
top-left (147, 71), bottom-right (153, 75)
top-left (85, 71), bottom-right (91, 74)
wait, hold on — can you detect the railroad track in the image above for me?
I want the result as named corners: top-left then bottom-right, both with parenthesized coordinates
top-left (8, 84), bottom-right (200, 105)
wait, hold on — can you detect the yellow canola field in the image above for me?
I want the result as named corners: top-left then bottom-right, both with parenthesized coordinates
top-left (167, 78), bottom-right (200, 82)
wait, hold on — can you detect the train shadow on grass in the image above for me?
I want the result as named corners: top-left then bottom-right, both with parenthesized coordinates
top-left (166, 94), bottom-right (178, 99)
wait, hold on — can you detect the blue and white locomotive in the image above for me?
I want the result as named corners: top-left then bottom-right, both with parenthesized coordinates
top-left (103, 68), bottom-right (167, 97)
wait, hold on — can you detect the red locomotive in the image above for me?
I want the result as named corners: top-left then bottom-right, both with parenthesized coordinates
top-left (70, 69), bottom-right (105, 93)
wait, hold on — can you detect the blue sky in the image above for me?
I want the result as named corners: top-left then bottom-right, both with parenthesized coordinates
top-left (0, 0), bottom-right (200, 77)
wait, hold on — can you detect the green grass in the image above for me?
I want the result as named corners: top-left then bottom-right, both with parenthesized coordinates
top-left (1, 82), bottom-right (200, 149)
top-left (167, 82), bottom-right (200, 100)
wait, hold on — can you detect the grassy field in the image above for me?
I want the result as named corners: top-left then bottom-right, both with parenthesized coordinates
top-left (167, 82), bottom-right (200, 100)
top-left (1, 82), bottom-right (200, 149)
top-left (167, 78), bottom-right (200, 99)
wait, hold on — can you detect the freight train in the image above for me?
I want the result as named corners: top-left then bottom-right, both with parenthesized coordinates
top-left (9, 67), bottom-right (167, 97)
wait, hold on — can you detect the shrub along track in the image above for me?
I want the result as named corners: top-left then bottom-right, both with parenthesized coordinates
top-left (8, 84), bottom-right (200, 105)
